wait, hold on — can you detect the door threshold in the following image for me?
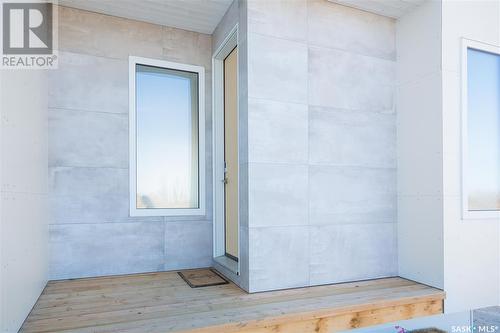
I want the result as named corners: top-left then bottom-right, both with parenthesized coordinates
top-left (214, 255), bottom-right (238, 275)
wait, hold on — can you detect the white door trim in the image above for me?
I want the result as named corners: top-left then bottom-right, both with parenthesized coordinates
top-left (212, 24), bottom-right (239, 274)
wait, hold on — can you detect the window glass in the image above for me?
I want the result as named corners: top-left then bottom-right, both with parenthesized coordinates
top-left (135, 64), bottom-right (199, 209)
top-left (467, 48), bottom-right (500, 211)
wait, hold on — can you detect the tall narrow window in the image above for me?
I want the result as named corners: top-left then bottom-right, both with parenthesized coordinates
top-left (129, 57), bottom-right (205, 216)
top-left (462, 41), bottom-right (500, 218)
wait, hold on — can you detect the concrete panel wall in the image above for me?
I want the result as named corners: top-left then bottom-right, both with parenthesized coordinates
top-left (245, 0), bottom-right (397, 292)
top-left (441, 0), bottom-right (500, 312)
top-left (396, 0), bottom-right (444, 289)
top-left (49, 6), bottom-right (213, 279)
top-left (0, 70), bottom-right (49, 332)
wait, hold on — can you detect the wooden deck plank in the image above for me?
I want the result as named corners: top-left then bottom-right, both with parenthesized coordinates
top-left (25, 284), bottom-right (436, 330)
top-left (29, 277), bottom-right (414, 319)
top-left (231, 300), bottom-right (444, 333)
top-left (35, 274), bottom-right (416, 307)
top-left (46, 288), bottom-right (441, 333)
top-left (20, 271), bottom-right (444, 333)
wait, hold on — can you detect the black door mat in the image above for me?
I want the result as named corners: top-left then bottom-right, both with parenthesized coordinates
top-left (178, 268), bottom-right (229, 288)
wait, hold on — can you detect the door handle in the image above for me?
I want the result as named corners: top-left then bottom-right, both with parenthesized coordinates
top-left (222, 177), bottom-right (228, 184)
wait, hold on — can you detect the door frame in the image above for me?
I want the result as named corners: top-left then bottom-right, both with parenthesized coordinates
top-left (212, 24), bottom-right (239, 274)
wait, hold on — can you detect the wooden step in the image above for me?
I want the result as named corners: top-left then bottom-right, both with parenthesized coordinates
top-left (20, 271), bottom-right (445, 333)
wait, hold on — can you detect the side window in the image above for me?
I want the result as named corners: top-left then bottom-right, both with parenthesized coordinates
top-left (129, 57), bottom-right (205, 216)
top-left (463, 43), bottom-right (500, 218)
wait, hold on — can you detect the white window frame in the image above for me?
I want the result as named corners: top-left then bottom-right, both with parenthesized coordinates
top-left (212, 24), bottom-right (239, 274)
top-left (461, 38), bottom-right (500, 220)
top-left (129, 56), bottom-right (206, 217)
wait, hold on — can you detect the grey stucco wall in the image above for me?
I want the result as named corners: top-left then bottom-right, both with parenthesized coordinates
top-left (49, 6), bottom-right (213, 279)
top-left (245, 0), bottom-right (398, 292)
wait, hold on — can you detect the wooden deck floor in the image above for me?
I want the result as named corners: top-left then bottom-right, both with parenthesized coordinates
top-left (20, 270), bottom-right (445, 333)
